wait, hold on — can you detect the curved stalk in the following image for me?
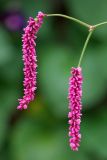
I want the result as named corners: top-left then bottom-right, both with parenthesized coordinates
top-left (47, 14), bottom-right (90, 28)
top-left (78, 30), bottom-right (94, 67)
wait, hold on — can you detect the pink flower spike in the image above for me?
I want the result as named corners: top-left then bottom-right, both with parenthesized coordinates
top-left (68, 67), bottom-right (83, 151)
top-left (17, 12), bottom-right (45, 110)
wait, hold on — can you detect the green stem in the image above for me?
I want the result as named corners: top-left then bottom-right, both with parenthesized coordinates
top-left (46, 14), bottom-right (107, 67)
top-left (78, 30), bottom-right (94, 67)
top-left (94, 21), bottom-right (107, 28)
top-left (47, 14), bottom-right (90, 28)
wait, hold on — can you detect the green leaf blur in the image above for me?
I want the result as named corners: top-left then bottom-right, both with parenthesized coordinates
top-left (0, 0), bottom-right (107, 160)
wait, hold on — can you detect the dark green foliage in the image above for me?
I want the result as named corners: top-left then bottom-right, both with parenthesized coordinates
top-left (0, 0), bottom-right (107, 159)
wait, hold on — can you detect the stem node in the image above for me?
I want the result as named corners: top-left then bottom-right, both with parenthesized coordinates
top-left (46, 13), bottom-right (107, 66)
top-left (89, 25), bottom-right (95, 32)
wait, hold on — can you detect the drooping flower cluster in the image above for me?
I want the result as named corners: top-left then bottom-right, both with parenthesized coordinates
top-left (68, 67), bottom-right (83, 151)
top-left (17, 12), bottom-right (45, 110)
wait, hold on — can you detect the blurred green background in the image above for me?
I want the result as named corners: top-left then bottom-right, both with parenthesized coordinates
top-left (0, 0), bottom-right (107, 160)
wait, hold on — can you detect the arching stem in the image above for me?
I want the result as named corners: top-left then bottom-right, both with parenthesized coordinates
top-left (47, 14), bottom-right (90, 28)
top-left (94, 21), bottom-right (107, 28)
top-left (78, 28), bottom-right (94, 67)
top-left (46, 14), bottom-right (107, 67)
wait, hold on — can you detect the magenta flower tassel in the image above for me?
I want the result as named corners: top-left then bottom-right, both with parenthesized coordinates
top-left (17, 12), bottom-right (45, 110)
top-left (68, 67), bottom-right (83, 151)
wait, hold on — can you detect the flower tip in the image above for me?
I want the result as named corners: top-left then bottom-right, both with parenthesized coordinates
top-left (23, 104), bottom-right (27, 109)
top-left (38, 11), bottom-right (46, 17)
top-left (70, 142), bottom-right (78, 151)
top-left (17, 105), bottom-right (22, 110)
top-left (17, 104), bottom-right (28, 110)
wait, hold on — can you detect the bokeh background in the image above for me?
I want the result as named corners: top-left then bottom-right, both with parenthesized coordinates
top-left (0, 0), bottom-right (107, 160)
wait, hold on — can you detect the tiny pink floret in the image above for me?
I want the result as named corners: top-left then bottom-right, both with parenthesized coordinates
top-left (68, 67), bottom-right (83, 151)
top-left (17, 12), bottom-right (45, 110)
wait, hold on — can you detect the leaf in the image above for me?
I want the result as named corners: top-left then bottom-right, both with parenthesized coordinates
top-left (0, 27), bottom-right (14, 66)
top-left (39, 45), bottom-right (76, 117)
top-left (82, 47), bottom-right (106, 107)
top-left (95, 44), bottom-right (107, 79)
top-left (82, 107), bottom-right (107, 158)
top-left (9, 116), bottom-right (89, 160)
top-left (21, 0), bottom-right (52, 17)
